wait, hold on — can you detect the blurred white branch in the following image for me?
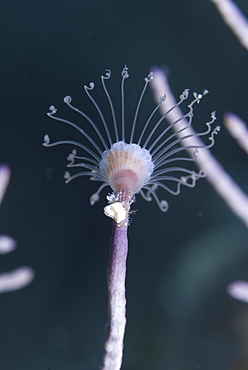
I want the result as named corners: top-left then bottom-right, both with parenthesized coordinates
top-left (0, 165), bottom-right (11, 204)
top-left (224, 113), bottom-right (248, 154)
top-left (0, 164), bottom-right (34, 293)
top-left (150, 68), bottom-right (248, 227)
top-left (210, 0), bottom-right (248, 50)
top-left (227, 280), bottom-right (248, 303)
top-left (0, 267), bottom-right (34, 294)
top-left (0, 235), bottom-right (16, 254)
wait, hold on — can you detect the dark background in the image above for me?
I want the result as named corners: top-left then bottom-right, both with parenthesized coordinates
top-left (0, 0), bottom-right (248, 369)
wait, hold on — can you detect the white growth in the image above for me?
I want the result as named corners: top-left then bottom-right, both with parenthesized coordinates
top-left (104, 202), bottom-right (127, 224)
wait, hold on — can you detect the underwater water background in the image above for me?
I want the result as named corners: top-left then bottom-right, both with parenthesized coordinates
top-left (0, 0), bottom-right (248, 369)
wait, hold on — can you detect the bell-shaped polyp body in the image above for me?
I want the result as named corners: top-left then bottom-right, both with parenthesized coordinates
top-left (99, 141), bottom-right (154, 203)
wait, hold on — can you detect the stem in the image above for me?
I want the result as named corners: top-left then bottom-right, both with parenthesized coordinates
top-left (100, 219), bottom-right (128, 370)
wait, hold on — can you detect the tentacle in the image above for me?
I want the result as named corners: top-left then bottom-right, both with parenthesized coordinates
top-left (47, 103), bottom-right (105, 155)
top-left (101, 69), bottom-right (119, 143)
top-left (90, 183), bottom-right (109, 205)
top-left (63, 95), bottom-right (109, 150)
top-left (43, 134), bottom-right (101, 162)
top-left (84, 82), bottom-right (112, 148)
top-left (129, 71), bottom-right (154, 144)
top-left (139, 185), bottom-right (169, 212)
top-left (142, 89), bottom-right (190, 150)
top-left (121, 65), bottom-right (129, 142)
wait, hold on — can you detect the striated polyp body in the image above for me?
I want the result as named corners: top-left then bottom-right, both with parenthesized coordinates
top-left (100, 141), bottom-right (154, 203)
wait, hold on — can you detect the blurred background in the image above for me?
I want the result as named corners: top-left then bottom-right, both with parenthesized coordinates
top-left (0, 0), bottom-right (248, 369)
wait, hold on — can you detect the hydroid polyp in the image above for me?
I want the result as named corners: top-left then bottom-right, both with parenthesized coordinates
top-left (43, 66), bottom-right (219, 370)
top-left (44, 66), bottom-right (219, 214)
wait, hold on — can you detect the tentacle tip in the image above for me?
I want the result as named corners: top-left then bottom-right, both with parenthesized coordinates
top-left (145, 71), bottom-right (154, 82)
top-left (122, 65), bottom-right (129, 78)
top-left (193, 91), bottom-right (206, 103)
top-left (48, 105), bottom-right (57, 113)
top-left (43, 134), bottom-right (50, 146)
top-left (193, 147), bottom-right (199, 159)
top-left (180, 89), bottom-right (190, 100)
top-left (90, 192), bottom-right (100, 205)
top-left (64, 171), bottom-right (71, 183)
top-left (160, 94), bottom-right (166, 103)
top-left (211, 111), bottom-right (217, 120)
top-left (102, 69), bottom-right (111, 79)
top-left (159, 199), bottom-right (169, 212)
top-left (67, 153), bottom-right (75, 163)
top-left (84, 82), bottom-right (94, 90)
top-left (146, 194), bottom-right (153, 202)
top-left (198, 169), bottom-right (206, 179)
top-left (63, 95), bottom-right (72, 104)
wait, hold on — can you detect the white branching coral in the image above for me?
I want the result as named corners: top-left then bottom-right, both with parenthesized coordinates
top-left (0, 165), bottom-right (34, 293)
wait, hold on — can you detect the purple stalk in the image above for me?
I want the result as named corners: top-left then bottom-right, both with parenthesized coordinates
top-left (100, 218), bottom-right (128, 370)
